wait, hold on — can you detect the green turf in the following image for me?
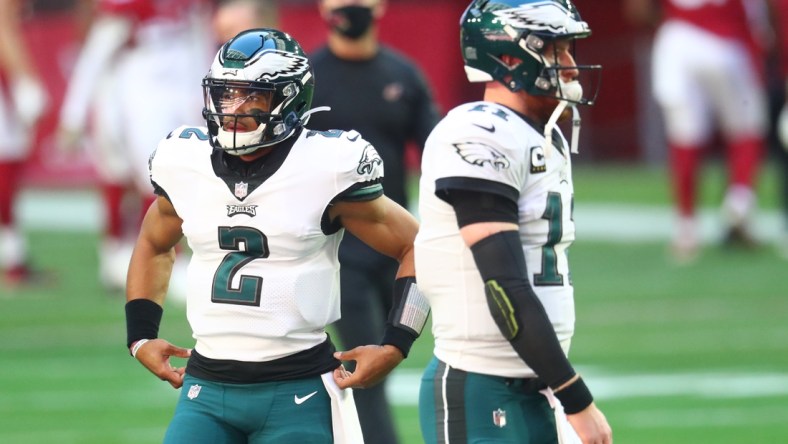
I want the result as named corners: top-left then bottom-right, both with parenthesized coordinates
top-left (2, 162), bottom-right (787, 443)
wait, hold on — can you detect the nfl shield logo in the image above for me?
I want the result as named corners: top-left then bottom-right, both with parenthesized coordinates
top-left (187, 384), bottom-right (202, 400)
top-left (234, 182), bottom-right (248, 199)
top-left (493, 408), bottom-right (507, 428)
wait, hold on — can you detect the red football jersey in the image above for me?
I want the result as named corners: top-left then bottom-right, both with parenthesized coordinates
top-left (661, 0), bottom-right (754, 43)
top-left (776, 0), bottom-right (788, 76)
top-left (98, 0), bottom-right (195, 23)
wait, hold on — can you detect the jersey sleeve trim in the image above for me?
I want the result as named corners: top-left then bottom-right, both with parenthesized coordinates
top-left (435, 176), bottom-right (519, 205)
top-left (337, 181), bottom-right (384, 203)
top-left (151, 180), bottom-right (171, 202)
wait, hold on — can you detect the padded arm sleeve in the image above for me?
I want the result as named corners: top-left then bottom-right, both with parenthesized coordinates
top-left (469, 231), bottom-right (593, 413)
top-left (380, 277), bottom-right (430, 358)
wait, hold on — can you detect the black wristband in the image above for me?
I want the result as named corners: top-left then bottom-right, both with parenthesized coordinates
top-left (554, 376), bottom-right (594, 414)
top-left (381, 324), bottom-right (416, 358)
top-left (125, 299), bottom-right (163, 349)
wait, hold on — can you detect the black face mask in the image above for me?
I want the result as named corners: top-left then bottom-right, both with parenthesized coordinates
top-left (327, 6), bottom-right (374, 39)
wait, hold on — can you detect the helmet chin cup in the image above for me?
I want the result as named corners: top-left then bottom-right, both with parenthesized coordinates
top-left (217, 124), bottom-right (266, 156)
top-left (558, 80), bottom-right (583, 103)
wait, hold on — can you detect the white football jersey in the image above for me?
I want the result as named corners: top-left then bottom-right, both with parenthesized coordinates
top-left (150, 126), bottom-right (384, 362)
top-left (415, 101), bottom-right (576, 378)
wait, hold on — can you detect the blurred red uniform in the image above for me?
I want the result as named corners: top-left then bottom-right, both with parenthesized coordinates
top-left (776, 0), bottom-right (788, 148)
top-left (0, 0), bottom-right (49, 286)
top-left (57, 0), bottom-right (212, 291)
top-left (651, 0), bottom-right (768, 261)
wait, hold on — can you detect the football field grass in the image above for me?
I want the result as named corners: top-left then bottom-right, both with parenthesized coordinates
top-left (1, 163), bottom-right (787, 443)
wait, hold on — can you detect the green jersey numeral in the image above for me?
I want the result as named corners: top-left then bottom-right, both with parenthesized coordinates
top-left (534, 192), bottom-right (569, 286)
top-left (211, 226), bottom-right (269, 306)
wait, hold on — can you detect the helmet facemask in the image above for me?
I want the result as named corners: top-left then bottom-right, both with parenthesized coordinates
top-left (521, 34), bottom-right (600, 106)
top-left (203, 78), bottom-right (306, 155)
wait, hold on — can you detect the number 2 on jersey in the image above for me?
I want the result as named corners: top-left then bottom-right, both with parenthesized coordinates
top-left (212, 226), bottom-right (269, 306)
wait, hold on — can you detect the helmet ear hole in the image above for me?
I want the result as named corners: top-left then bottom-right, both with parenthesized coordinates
top-left (499, 54), bottom-right (521, 69)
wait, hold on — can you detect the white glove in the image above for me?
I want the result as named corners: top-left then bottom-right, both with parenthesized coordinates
top-left (12, 76), bottom-right (49, 128)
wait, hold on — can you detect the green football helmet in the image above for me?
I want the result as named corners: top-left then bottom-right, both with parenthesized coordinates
top-left (203, 28), bottom-right (315, 155)
top-left (460, 0), bottom-right (600, 104)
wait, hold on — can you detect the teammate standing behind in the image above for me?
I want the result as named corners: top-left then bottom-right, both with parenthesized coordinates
top-left (0, 0), bottom-right (49, 286)
top-left (125, 28), bottom-right (429, 443)
top-left (307, 1), bottom-right (440, 442)
top-left (624, 0), bottom-right (769, 262)
top-left (415, 1), bottom-right (611, 443)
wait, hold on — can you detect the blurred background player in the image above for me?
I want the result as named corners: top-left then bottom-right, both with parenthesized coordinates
top-left (307, 0), bottom-right (440, 442)
top-left (0, 0), bottom-right (49, 286)
top-left (212, 0), bottom-right (279, 45)
top-left (56, 0), bottom-right (212, 292)
top-left (773, 0), bottom-right (788, 256)
top-left (624, 0), bottom-right (770, 262)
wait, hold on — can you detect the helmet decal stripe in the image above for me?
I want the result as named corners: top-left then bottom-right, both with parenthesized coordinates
top-left (493, 1), bottom-right (589, 35)
top-left (246, 51), bottom-right (310, 81)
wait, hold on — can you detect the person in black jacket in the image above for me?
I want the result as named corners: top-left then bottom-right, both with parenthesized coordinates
top-left (308, 1), bottom-right (440, 443)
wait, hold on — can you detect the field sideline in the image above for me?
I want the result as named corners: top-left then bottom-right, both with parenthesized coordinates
top-left (2, 164), bottom-right (787, 443)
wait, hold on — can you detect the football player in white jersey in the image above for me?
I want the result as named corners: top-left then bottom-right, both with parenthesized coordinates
top-left (124, 29), bottom-right (429, 444)
top-left (415, 1), bottom-right (611, 443)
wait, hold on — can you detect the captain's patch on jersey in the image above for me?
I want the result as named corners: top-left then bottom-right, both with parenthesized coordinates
top-left (356, 144), bottom-right (383, 175)
top-left (453, 141), bottom-right (510, 171)
top-left (227, 204), bottom-right (258, 217)
top-left (530, 146), bottom-right (546, 174)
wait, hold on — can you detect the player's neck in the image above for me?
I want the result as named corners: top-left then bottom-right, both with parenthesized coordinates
top-left (239, 147), bottom-right (273, 162)
top-left (483, 84), bottom-right (565, 125)
top-left (484, 86), bottom-right (530, 118)
top-left (327, 31), bottom-right (379, 61)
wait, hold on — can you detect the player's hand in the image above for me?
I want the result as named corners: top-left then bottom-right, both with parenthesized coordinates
top-left (132, 338), bottom-right (192, 389)
top-left (332, 344), bottom-right (404, 389)
top-left (55, 126), bottom-right (84, 156)
top-left (566, 402), bottom-right (613, 444)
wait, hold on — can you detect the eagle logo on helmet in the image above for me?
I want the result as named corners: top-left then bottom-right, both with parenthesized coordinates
top-left (493, 1), bottom-right (589, 34)
top-left (250, 51), bottom-right (310, 81)
top-left (453, 141), bottom-right (511, 171)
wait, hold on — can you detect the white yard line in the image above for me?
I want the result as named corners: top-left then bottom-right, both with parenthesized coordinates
top-left (16, 189), bottom-right (785, 242)
top-left (385, 368), bottom-right (788, 406)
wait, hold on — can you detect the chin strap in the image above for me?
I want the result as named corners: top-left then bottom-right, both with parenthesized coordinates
top-left (542, 101), bottom-right (583, 158)
top-left (301, 106), bottom-right (331, 123)
top-left (542, 100), bottom-right (568, 159)
top-left (570, 105), bottom-right (581, 154)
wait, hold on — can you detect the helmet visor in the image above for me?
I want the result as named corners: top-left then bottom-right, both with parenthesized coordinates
top-left (206, 80), bottom-right (276, 116)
